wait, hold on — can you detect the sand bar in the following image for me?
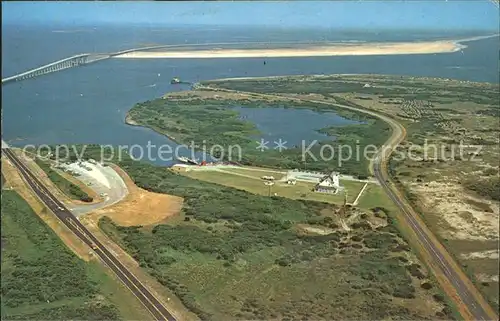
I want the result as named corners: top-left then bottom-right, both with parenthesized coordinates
top-left (114, 41), bottom-right (466, 59)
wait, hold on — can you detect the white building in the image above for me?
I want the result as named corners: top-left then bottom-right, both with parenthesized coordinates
top-left (314, 172), bottom-right (341, 194)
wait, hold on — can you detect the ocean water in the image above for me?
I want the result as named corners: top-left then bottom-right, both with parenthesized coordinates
top-left (2, 24), bottom-right (498, 165)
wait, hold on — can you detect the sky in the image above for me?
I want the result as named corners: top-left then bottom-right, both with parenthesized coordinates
top-left (2, 1), bottom-right (499, 31)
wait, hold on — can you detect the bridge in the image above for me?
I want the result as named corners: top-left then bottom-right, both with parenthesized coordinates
top-left (1, 53), bottom-right (110, 84)
top-left (1, 43), bottom-right (194, 85)
top-left (1, 42), bottom-right (254, 85)
top-left (1, 42), bottom-right (268, 85)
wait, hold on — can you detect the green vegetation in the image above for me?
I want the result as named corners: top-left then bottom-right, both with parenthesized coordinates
top-left (34, 158), bottom-right (93, 202)
top-left (127, 95), bottom-right (389, 177)
top-left (204, 75), bottom-right (499, 106)
top-left (30, 73), bottom-right (499, 316)
top-left (317, 118), bottom-right (391, 173)
top-left (53, 145), bottom-right (449, 321)
top-left (201, 74), bottom-right (500, 312)
top-left (321, 75), bottom-right (500, 309)
top-left (203, 77), bottom-right (396, 96)
top-left (182, 168), bottom-right (366, 205)
top-left (463, 177), bottom-right (500, 201)
top-left (0, 190), bottom-right (120, 320)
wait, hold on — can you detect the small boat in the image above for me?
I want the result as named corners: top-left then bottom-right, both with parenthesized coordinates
top-left (171, 77), bottom-right (181, 84)
top-left (177, 156), bottom-right (199, 165)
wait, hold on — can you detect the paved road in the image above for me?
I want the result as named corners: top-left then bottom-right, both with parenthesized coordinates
top-left (3, 148), bottom-right (176, 321)
top-left (199, 86), bottom-right (498, 321)
top-left (302, 97), bottom-right (498, 321)
top-left (370, 116), bottom-right (498, 321)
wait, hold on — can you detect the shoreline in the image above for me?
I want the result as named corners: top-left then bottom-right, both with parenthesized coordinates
top-left (114, 40), bottom-right (467, 59)
top-left (124, 113), bottom-right (182, 146)
top-left (202, 73), bottom-right (497, 85)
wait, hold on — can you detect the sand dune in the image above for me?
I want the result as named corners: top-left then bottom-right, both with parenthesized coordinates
top-left (114, 40), bottom-right (466, 59)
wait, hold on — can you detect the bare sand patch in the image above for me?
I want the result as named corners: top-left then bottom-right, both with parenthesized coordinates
top-left (410, 181), bottom-right (499, 241)
top-left (367, 215), bottom-right (389, 229)
top-left (84, 165), bottom-right (183, 226)
top-left (476, 273), bottom-right (500, 283)
top-left (115, 41), bottom-right (464, 59)
top-left (460, 250), bottom-right (499, 260)
top-left (298, 224), bottom-right (336, 235)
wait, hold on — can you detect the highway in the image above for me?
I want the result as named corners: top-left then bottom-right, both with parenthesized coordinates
top-left (2, 148), bottom-right (176, 321)
top-left (371, 118), bottom-right (498, 321)
top-left (197, 85), bottom-right (498, 321)
top-left (315, 97), bottom-right (498, 321)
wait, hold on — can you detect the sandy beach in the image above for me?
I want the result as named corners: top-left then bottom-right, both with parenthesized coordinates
top-left (114, 40), bottom-right (466, 59)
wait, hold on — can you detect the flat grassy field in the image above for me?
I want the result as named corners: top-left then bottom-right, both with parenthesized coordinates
top-left (357, 184), bottom-right (401, 212)
top-left (0, 190), bottom-right (151, 321)
top-left (222, 166), bottom-right (287, 180)
top-left (182, 167), bottom-right (365, 204)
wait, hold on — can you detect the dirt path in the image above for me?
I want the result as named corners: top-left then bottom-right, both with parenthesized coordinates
top-left (352, 183), bottom-right (369, 206)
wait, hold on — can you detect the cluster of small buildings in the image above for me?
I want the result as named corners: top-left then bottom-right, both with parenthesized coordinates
top-left (261, 171), bottom-right (342, 194)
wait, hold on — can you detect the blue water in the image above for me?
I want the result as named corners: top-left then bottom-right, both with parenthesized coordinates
top-left (2, 24), bottom-right (499, 165)
top-left (235, 107), bottom-right (363, 147)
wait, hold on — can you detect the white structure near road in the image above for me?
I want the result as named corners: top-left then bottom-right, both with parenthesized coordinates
top-left (55, 160), bottom-right (128, 216)
top-left (314, 172), bottom-right (342, 194)
top-left (62, 161), bottom-right (111, 189)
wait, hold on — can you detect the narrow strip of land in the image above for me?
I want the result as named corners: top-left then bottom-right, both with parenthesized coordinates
top-left (114, 40), bottom-right (464, 58)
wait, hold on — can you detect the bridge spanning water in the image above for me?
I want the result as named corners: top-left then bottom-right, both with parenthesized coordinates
top-left (1, 41), bottom-right (290, 85)
top-left (0, 45), bottom-right (177, 148)
top-left (0, 44), bottom-right (179, 85)
top-left (1, 53), bottom-right (111, 84)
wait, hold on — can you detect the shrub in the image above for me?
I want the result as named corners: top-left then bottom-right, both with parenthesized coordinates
top-left (80, 195), bottom-right (93, 203)
top-left (351, 235), bottom-right (363, 242)
top-left (463, 177), bottom-right (500, 201)
top-left (393, 284), bottom-right (416, 299)
top-left (433, 293), bottom-right (445, 302)
top-left (406, 264), bottom-right (426, 279)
